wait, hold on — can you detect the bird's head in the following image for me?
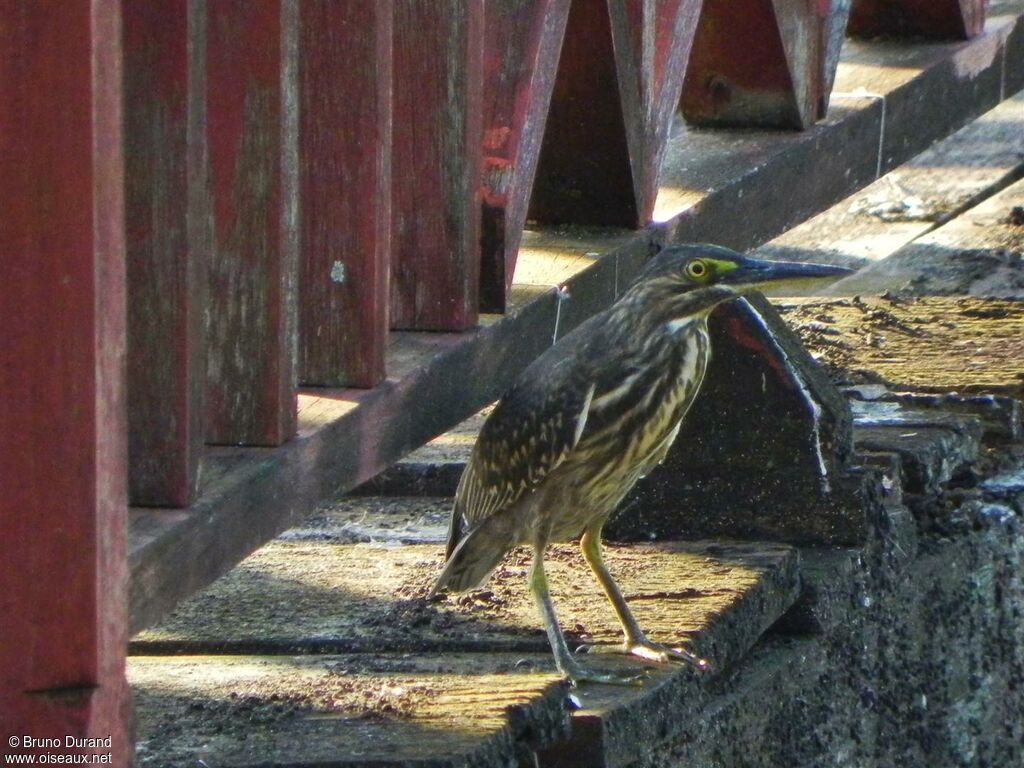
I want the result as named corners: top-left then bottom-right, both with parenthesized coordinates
top-left (625, 243), bottom-right (851, 325)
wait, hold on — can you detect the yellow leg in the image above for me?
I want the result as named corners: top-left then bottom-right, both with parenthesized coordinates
top-left (580, 523), bottom-right (708, 670)
top-left (529, 545), bottom-right (642, 686)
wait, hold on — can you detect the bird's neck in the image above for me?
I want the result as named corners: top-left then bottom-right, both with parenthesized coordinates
top-left (615, 283), bottom-right (737, 338)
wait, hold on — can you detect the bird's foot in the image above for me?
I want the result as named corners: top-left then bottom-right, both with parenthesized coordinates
top-left (626, 639), bottom-right (711, 671)
top-left (581, 638), bottom-right (711, 672)
top-left (560, 658), bottom-right (646, 687)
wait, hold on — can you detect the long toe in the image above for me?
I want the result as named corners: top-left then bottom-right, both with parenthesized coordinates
top-left (558, 656), bottom-right (647, 687)
top-left (627, 639), bottom-right (710, 671)
top-left (566, 664), bottom-right (646, 687)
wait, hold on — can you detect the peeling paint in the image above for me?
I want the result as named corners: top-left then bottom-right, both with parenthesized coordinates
top-left (330, 260), bottom-right (346, 284)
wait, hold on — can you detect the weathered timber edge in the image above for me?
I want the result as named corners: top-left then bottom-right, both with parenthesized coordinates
top-left (130, 7), bottom-right (1024, 634)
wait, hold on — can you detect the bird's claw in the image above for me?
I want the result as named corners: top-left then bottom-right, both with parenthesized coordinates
top-left (563, 664), bottom-right (647, 687)
top-left (579, 639), bottom-right (711, 672)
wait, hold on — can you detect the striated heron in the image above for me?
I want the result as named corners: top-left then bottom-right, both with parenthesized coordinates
top-left (433, 244), bottom-right (850, 684)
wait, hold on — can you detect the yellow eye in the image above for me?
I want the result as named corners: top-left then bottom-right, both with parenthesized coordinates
top-left (685, 259), bottom-right (708, 280)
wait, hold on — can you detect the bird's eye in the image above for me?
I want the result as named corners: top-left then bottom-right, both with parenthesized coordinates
top-left (685, 260), bottom-right (708, 279)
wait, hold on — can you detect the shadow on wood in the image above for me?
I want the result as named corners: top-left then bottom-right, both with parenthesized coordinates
top-left (529, 0), bottom-right (702, 228)
top-left (848, 0), bottom-right (988, 39)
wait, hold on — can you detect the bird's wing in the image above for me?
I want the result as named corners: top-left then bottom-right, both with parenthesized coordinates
top-left (446, 363), bottom-right (595, 557)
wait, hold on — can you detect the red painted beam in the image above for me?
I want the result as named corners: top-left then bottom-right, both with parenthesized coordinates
top-left (848, 0), bottom-right (988, 39)
top-left (391, 0), bottom-right (484, 331)
top-left (528, 0), bottom-right (701, 228)
top-left (0, 0), bottom-right (130, 757)
top-left (205, 0), bottom-right (299, 445)
top-left (479, 0), bottom-right (571, 312)
top-left (297, 1), bottom-right (391, 387)
top-left (681, 0), bottom-right (852, 130)
top-left (609, 0), bottom-right (702, 223)
top-left (123, 0), bottom-right (209, 506)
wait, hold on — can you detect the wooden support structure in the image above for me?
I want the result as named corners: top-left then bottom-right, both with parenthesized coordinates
top-left (681, 0), bottom-right (852, 130)
top-left (205, 0), bottom-right (299, 445)
top-left (529, 0), bottom-right (702, 228)
top-left (479, 0), bottom-right (571, 312)
top-left (0, 0), bottom-right (130, 754)
top-left (848, 0), bottom-right (988, 39)
top-left (297, 1), bottom-right (392, 387)
top-left (128, 9), bottom-right (1024, 633)
top-left (391, 0), bottom-right (484, 331)
top-left (123, 0), bottom-right (209, 506)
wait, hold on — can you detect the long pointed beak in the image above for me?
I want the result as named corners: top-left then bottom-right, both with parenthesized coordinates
top-left (726, 256), bottom-right (853, 286)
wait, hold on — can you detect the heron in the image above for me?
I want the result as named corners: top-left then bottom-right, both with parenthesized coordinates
top-left (433, 244), bottom-right (850, 684)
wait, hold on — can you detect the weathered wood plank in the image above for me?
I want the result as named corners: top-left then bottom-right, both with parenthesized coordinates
top-left (529, 0), bottom-right (701, 227)
top-left (205, 0), bottom-right (299, 445)
top-left (480, 0), bottom-right (570, 312)
top-left (130, 527), bottom-right (797, 767)
top-left (366, 378), bottom-right (1006, 506)
top-left (681, 0), bottom-right (852, 129)
top-left (130, 654), bottom-right (569, 768)
top-left (779, 296), bottom-right (1024, 398)
top-left (129, 10), bottom-right (1024, 633)
top-left (0, 0), bottom-right (130, 750)
top-left (391, 0), bottom-right (484, 330)
top-left (134, 537), bottom-right (797, 675)
top-left (824, 176), bottom-right (1024, 296)
top-left (756, 90), bottom-right (1024, 272)
top-left (123, 0), bottom-right (209, 506)
top-left (130, 515), bottom-right (797, 766)
top-left (849, 0), bottom-right (988, 39)
top-left (297, 1), bottom-right (391, 386)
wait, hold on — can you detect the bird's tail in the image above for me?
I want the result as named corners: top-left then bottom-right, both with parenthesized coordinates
top-left (431, 509), bottom-right (518, 594)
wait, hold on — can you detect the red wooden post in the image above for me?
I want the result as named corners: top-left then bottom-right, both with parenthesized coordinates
top-left (123, 0), bottom-right (209, 506)
top-left (479, 0), bottom-right (571, 313)
top-left (391, 0), bottom-right (484, 331)
top-left (528, 0), bottom-right (701, 228)
top-left (0, 0), bottom-right (130, 757)
top-left (297, 1), bottom-right (391, 387)
top-left (681, 0), bottom-right (852, 130)
top-left (848, 0), bottom-right (987, 39)
top-left (205, 1), bottom-right (299, 445)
